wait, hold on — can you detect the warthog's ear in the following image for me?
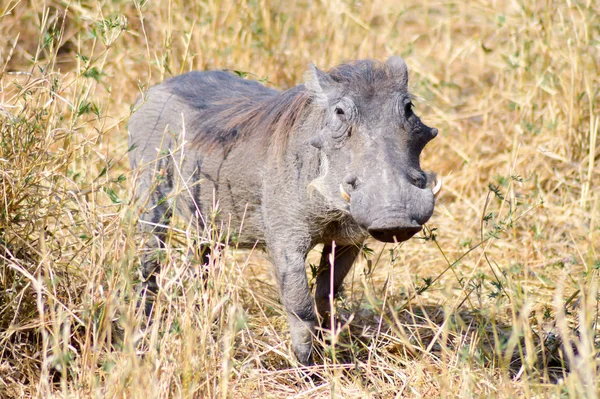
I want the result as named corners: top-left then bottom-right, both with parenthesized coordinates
top-left (305, 63), bottom-right (337, 106)
top-left (386, 56), bottom-right (409, 88)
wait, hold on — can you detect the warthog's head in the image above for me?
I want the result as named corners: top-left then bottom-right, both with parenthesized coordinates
top-left (307, 56), bottom-right (441, 243)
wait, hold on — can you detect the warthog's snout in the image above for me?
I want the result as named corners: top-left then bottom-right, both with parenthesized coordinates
top-left (344, 169), bottom-right (437, 244)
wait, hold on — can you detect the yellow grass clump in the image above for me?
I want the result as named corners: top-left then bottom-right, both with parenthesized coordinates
top-left (0, 0), bottom-right (598, 397)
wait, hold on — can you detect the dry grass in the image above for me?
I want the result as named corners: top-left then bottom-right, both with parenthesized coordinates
top-left (1, 0), bottom-right (599, 397)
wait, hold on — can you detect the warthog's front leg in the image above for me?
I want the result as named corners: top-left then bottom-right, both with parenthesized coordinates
top-left (315, 244), bottom-right (361, 326)
top-left (135, 175), bottom-right (173, 317)
top-left (270, 245), bottom-right (317, 366)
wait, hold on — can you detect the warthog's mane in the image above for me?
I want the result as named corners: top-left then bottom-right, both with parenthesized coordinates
top-left (326, 59), bottom-right (397, 96)
top-left (166, 71), bottom-right (312, 155)
top-left (172, 60), bottom-right (395, 154)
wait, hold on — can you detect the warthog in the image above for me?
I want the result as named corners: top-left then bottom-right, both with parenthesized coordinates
top-left (129, 56), bottom-right (440, 365)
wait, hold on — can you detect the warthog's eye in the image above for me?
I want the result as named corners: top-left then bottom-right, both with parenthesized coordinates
top-left (329, 99), bottom-right (355, 139)
top-left (334, 106), bottom-right (347, 121)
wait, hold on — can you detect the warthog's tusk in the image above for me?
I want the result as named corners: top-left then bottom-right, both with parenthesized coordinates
top-left (340, 184), bottom-right (351, 203)
top-left (432, 177), bottom-right (442, 198)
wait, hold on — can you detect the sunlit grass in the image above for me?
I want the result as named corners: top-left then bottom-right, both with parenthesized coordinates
top-left (1, 0), bottom-right (598, 397)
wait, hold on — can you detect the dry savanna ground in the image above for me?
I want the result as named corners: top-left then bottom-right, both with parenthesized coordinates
top-left (1, 0), bottom-right (599, 397)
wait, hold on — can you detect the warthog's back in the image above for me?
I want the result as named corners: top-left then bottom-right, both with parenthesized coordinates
top-left (129, 71), bottom-right (278, 166)
top-left (128, 71), bottom-right (280, 247)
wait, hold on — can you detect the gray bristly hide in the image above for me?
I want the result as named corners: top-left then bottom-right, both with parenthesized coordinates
top-left (128, 56), bottom-right (440, 366)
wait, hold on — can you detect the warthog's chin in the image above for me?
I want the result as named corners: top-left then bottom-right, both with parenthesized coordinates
top-left (367, 224), bottom-right (422, 243)
top-left (363, 217), bottom-right (423, 243)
